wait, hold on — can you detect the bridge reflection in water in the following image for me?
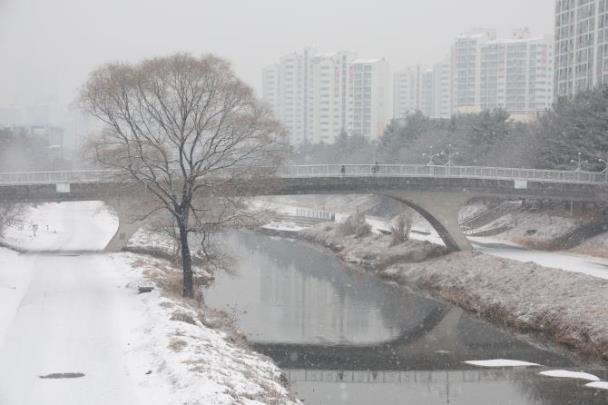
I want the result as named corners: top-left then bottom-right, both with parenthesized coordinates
top-left (205, 231), bottom-right (607, 405)
top-left (285, 368), bottom-right (524, 385)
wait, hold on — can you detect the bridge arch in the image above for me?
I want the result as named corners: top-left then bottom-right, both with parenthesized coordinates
top-left (383, 191), bottom-right (472, 252)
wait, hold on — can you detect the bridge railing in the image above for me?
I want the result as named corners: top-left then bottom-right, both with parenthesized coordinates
top-left (285, 368), bottom-right (517, 385)
top-left (0, 170), bottom-right (118, 185)
top-left (278, 164), bottom-right (608, 184)
top-left (0, 164), bottom-right (606, 186)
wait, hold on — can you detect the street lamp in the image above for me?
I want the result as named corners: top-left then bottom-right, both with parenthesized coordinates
top-left (598, 154), bottom-right (608, 183)
top-left (571, 152), bottom-right (583, 172)
top-left (444, 144), bottom-right (460, 167)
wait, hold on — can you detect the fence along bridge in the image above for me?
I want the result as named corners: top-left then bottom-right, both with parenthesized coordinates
top-left (0, 164), bottom-right (606, 252)
top-left (1, 164), bottom-right (607, 186)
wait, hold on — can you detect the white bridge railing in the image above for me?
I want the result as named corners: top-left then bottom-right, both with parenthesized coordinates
top-left (278, 164), bottom-right (608, 184)
top-left (0, 164), bottom-right (606, 186)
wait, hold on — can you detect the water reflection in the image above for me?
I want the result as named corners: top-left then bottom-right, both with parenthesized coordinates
top-left (206, 231), bottom-right (444, 345)
top-left (204, 231), bottom-right (608, 405)
top-left (286, 368), bottom-right (608, 405)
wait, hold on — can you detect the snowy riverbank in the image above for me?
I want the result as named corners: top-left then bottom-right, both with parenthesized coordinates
top-left (111, 253), bottom-right (299, 405)
top-left (0, 202), bottom-right (299, 405)
top-left (278, 221), bottom-right (608, 363)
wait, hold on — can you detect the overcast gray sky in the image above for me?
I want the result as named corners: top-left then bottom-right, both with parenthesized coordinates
top-left (0, 0), bottom-right (554, 107)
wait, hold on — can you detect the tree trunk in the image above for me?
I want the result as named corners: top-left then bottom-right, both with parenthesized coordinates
top-left (178, 220), bottom-right (194, 298)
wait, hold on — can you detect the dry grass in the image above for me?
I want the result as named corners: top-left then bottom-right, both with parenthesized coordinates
top-left (170, 310), bottom-right (198, 325)
top-left (168, 338), bottom-right (188, 352)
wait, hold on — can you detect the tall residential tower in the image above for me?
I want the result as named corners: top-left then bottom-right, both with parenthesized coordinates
top-left (554, 0), bottom-right (608, 97)
top-left (263, 50), bottom-right (389, 144)
top-left (450, 28), bottom-right (553, 119)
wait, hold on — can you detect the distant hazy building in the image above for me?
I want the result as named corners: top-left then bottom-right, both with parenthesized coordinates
top-left (393, 61), bottom-right (452, 119)
top-left (480, 31), bottom-right (554, 118)
top-left (450, 28), bottom-right (553, 119)
top-left (261, 64), bottom-right (282, 122)
top-left (348, 59), bottom-right (391, 140)
top-left (263, 50), bottom-right (389, 144)
top-left (554, 0), bottom-right (608, 97)
top-left (393, 65), bottom-right (434, 118)
top-left (309, 52), bottom-right (356, 143)
top-left (432, 59), bottom-right (453, 119)
top-left (261, 49), bottom-right (315, 144)
top-left (451, 29), bottom-right (497, 114)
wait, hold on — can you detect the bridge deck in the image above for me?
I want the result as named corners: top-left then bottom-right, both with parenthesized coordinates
top-left (0, 164), bottom-right (606, 186)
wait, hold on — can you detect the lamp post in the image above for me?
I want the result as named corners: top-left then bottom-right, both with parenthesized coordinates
top-left (444, 144), bottom-right (460, 167)
top-left (571, 152), bottom-right (583, 172)
top-left (598, 154), bottom-right (608, 183)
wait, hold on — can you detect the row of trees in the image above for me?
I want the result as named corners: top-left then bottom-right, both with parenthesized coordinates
top-left (293, 86), bottom-right (608, 171)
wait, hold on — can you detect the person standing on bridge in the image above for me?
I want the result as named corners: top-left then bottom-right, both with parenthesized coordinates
top-left (372, 161), bottom-right (380, 176)
top-left (340, 165), bottom-right (346, 177)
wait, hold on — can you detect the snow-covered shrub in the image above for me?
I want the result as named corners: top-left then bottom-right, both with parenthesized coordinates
top-left (336, 212), bottom-right (371, 238)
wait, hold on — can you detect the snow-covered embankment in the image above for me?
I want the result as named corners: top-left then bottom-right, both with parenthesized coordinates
top-left (0, 202), bottom-right (299, 405)
top-left (294, 221), bottom-right (608, 363)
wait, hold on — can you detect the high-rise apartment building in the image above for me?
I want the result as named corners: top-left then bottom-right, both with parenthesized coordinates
top-left (309, 52), bottom-right (356, 143)
top-left (261, 49), bottom-right (315, 144)
top-left (263, 50), bottom-right (389, 144)
top-left (432, 59), bottom-right (453, 119)
top-left (554, 0), bottom-right (608, 97)
top-left (393, 62), bottom-right (452, 119)
top-left (261, 64), bottom-right (281, 119)
top-left (348, 59), bottom-right (391, 140)
top-left (451, 29), bottom-right (497, 113)
top-left (393, 65), bottom-right (434, 118)
top-left (451, 28), bottom-right (554, 119)
top-left (480, 33), bottom-right (554, 117)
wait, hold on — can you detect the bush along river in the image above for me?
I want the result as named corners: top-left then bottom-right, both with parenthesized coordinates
top-left (204, 231), bottom-right (608, 405)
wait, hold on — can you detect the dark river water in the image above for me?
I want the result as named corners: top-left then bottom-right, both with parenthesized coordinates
top-left (204, 231), bottom-right (608, 405)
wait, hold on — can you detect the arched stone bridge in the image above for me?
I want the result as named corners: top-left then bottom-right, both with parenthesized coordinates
top-left (0, 164), bottom-right (606, 252)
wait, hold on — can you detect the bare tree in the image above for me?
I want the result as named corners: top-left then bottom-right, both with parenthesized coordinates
top-left (80, 54), bottom-right (286, 298)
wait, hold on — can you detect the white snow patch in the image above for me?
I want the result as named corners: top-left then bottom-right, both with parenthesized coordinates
top-left (539, 370), bottom-right (600, 382)
top-left (465, 359), bottom-right (541, 368)
top-left (585, 381), bottom-right (608, 390)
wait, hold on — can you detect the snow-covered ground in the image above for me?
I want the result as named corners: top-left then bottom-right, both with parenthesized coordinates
top-left (472, 240), bottom-right (608, 280)
top-left (0, 202), bottom-right (298, 405)
top-left (0, 250), bottom-right (297, 405)
top-left (492, 211), bottom-right (582, 246)
top-left (0, 253), bottom-right (142, 405)
top-left (0, 248), bottom-right (32, 345)
top-left (572, 231), bottom-right (608, 258)
top-left (2, 202), bottom-right (118, 251)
